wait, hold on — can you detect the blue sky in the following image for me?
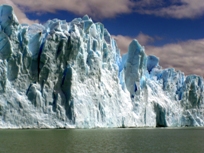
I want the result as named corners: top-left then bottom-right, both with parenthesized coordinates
top-left (1, 0), bottom-right (204, 76)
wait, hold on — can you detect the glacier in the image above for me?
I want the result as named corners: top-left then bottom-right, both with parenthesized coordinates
top-left (0, 5), bottom-right (203, 128)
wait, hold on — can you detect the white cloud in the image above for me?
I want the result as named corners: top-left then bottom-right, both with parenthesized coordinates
top-left (113, 33), bottom-right (154, 54)
top-left (0, 0), bottom-right (37, 24)
top-left (1, 0), bottom-right (204, 22)
top-left (113, 34), bottom-right (204, 77)
top-left (135, 0), bottom-right (204, 19)
top-left (136, 32), bottom-right (154, 46)
top-left (112, 35), bottom-right (132, 54)
top-left (9, 0), bottom-right (134, 19)
top-left (145, 39), bottom-right (204, 77)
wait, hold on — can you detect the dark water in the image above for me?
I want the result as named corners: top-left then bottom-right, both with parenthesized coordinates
top-left (0, 128), bottom-right (204, 153)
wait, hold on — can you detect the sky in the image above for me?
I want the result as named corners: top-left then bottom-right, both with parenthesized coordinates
top-left (1, 0), bottom-right (204, 77)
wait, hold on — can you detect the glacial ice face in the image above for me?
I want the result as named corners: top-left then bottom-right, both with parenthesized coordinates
top-left (0, 4), bottom-right (203, 128)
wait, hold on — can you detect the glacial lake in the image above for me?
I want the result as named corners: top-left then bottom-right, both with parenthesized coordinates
top-left (0, 128), bottom-right (203, 153)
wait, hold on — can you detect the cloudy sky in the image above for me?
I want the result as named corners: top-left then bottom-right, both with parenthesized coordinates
top-left (1, 0), bottom-right (204, 77)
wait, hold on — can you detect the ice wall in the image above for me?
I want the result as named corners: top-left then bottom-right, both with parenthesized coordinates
top-left (0, 5), bottom-right (203, 128)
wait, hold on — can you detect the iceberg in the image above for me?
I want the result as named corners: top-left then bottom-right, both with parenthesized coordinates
top-left (0, 5), bottom-right (203, 128)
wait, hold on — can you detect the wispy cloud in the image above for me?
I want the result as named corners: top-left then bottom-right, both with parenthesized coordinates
top-left (1, 0), bottom-right (204, 22)
top-left (114, 34), bottom-right (204, 77)
top-left (146, 39), bottom-right (204, 77)
top-left (113, 33), bottom-right (155, 54)
top-left (135, 0), bottom-right (204, 19)
top-left (9, 0), bottom-right (134, 19)
top-left (0, 0), bottom-right (38, 24)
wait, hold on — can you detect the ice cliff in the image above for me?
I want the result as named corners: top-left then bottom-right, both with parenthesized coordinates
top-left (0, 5), bottom-right (203, 128)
